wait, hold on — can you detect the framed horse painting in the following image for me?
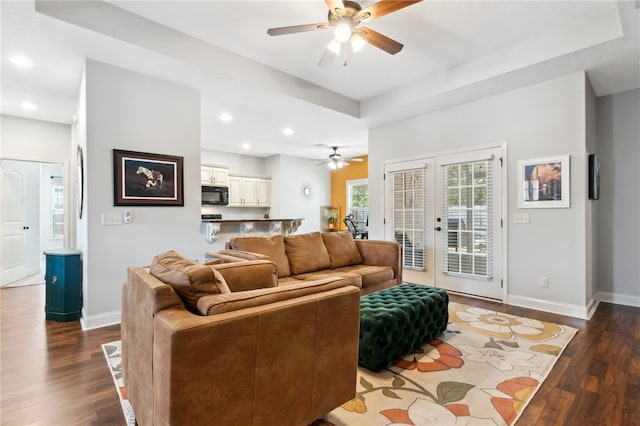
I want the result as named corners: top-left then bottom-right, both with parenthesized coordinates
top-left (113, 149), bottom-right (184, 206)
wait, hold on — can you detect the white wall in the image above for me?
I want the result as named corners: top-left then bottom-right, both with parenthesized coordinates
top-left (265, 154), bottom-right (331, 234)
top-left (80, 59), bottom-right (202, 329)
top-left (201, 149), bottom-right (265, 176)
top-left (0, 115), bottom-right (70, 162)
top-left (369, 72), bottom-right (592, 317)
top-left (596, 88), bottom-right (640, 306)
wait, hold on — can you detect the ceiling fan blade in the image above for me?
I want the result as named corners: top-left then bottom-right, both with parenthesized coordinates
top-left (318, 47), bottom-right (338, 67)
top-left (325, 0), bottom-right (346, 16)
top-left (356, 0), bottom-right (423, 23)
top-left (346, 157), bottom-right (364, 162)
top-left (267, 23), bottom-right (328, 36)
top-left (358, 27), bottom-right (404, 55)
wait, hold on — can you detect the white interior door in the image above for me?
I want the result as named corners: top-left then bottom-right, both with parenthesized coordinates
top-left (385, 147), bottom-right (504, 300)
top-left (434, 148), bottom-right (503, 299)
top-left (1, 166), bottom-right (27, 285)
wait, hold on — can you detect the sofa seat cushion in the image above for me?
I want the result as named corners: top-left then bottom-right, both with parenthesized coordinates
top-left (230, 235), bottom-right (291, 278)
top-left (197, 277), bottom-right (348, 315)
top-left (321, 231), bottom-right (363, 269)
top-left (334, 265), bottom-right (394, 288)
top-left (294, 270), bottom-right (362, 289)
top-left (150, 250), bottom-right (231, 313)
top-left (284, 232), bottom-right (331, 275)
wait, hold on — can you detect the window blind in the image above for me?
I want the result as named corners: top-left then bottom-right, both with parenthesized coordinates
top-left (440, 159), bottom-right (493, 279)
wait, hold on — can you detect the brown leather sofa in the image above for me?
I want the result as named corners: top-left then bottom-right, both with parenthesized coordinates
top-left (210, 231), bottom-right (402, 295)
top-left (122, 251), bottom-right (360, 426)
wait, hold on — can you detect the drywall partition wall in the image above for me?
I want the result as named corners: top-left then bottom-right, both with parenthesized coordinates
top-left (265, 154), bottom-right (330, 234)
top-left (369, 72), bottom-right (590, 317)
top-left (584, 77), bottom-right (598, 308)
top-left (0, 115), bottom-right (71, 161)
top-left (596, 89), bottom-right (640, 307)
top-left (81, 59), bottom-right (201, 329)
top-left (201, 149), bottom-right (265, 176)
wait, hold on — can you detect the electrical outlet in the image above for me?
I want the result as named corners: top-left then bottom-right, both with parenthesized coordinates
top-left (539, 276), bottom-right (549, 288)
top-left (514, 213), bottom-right (530, 224)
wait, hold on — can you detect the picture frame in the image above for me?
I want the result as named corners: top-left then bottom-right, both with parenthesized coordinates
top-left (518, 155), bottom-right (570, 209)
top-left (588, 154), bottom-right (600, 200)
top-left (113, 149), bottom-right (184, 206)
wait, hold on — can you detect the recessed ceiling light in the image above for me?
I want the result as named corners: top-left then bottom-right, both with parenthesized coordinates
top-left (219, 113), bottom-right (232, 122)
top-left (242, 143), bottom-right (251, 150)
top-left (10, 55), bottom-right (32, 68)
top-left (20, 102), bottom-right (37, 111)
top-left (283, 127), bottom-right (294, 136)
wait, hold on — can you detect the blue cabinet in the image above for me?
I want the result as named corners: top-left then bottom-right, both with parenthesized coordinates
top-left (44, 249), bottom-right (82, 322)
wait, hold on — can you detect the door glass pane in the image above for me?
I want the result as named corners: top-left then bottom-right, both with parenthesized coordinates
top-left (391, 169), bottom-right (426, 271)
top-left (441, 159), bottom-right (492, 278)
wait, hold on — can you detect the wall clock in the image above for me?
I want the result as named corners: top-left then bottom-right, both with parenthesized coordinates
top-left (77, 145), bottom-right (84, 219)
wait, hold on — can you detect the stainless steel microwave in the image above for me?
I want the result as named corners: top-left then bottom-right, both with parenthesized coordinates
top-left (201, 185), bottom-right (229, 206)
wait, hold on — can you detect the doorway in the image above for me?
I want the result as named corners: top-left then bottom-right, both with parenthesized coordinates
top-left (0, 159), bottom-right (64, 287)
top-left (384, 146), bottom-right (505, 300)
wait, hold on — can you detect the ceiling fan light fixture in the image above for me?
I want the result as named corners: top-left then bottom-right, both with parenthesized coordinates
top-left (350, 33), bottom-right (366, 52)
top-left (328, 161), bottom-right (338, 170)
top-left (334, 23), bottom-right (351, 43)
top-left (327, 38), bottom-right (341, 55)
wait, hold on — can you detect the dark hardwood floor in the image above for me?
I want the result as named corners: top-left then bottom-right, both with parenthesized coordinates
top-left (1, 284), bottom-right (638, 425)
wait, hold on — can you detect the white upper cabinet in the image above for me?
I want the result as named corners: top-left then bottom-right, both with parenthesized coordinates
top-left (201, 166), bottom-right (228, 186)
top-left (228, 176), bottom-right (270, 207)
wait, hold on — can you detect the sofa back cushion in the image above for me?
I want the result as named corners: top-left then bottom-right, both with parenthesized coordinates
top-left (150, 250), bottom-right (230, 313)
top-left (212, 260), bottom-right (278, 292)
top-left (284, 232), bottom-right (331, 275)
top-left (321, 231), bottom-right (363, 269)
top-left (230, 235), bottom-right (291, 278)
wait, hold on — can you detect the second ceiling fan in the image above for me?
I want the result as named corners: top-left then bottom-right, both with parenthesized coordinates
top-left (267, 0), bottom-right (422, 66)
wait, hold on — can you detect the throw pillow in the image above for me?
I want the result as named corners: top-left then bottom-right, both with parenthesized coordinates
top-left (150, 250), bottom-right (230, 313)
top-left (322, 231), bottom-right (363, 269)
top-left (284, 232), bottom-right (331, 275)
top-left (230, 235), bottom-right (291, 278)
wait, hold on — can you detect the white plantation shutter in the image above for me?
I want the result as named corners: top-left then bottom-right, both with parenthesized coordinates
top-left (440, 158), bottom-right (493, 279)
top-left (385, 167), bottom-right (427, 271)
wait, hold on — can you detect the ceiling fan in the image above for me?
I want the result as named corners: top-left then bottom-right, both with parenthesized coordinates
top-left (319, 146), bottom-right (364, 169)
top-left (267, 0), bottom-right (423, 66)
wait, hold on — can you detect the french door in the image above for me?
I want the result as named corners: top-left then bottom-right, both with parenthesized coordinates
top-left (385, 147), bottom-right (504, 300)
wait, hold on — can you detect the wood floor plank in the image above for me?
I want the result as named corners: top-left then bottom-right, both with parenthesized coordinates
top-left (2, 285), bottom-right (638, 425)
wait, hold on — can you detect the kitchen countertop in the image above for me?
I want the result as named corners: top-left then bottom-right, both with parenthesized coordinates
top-left (201, 218), bottom-right (304, 223)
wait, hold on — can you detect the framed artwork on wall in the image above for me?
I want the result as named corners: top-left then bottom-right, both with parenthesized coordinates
top-left (113, 149), bottom-right (184, 206)
top-left (518, 155), bottom-right (570, 209)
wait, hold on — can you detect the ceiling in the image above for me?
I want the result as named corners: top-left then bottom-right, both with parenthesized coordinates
top-left (2, 1), bottom-right (639, 162)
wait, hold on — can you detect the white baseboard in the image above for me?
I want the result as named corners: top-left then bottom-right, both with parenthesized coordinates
top-left (507, 295), bottom-right (594, 319)
top-left (80, 308), bottom-right (121, 331)
top-left (596, 291), bottom-right (640, 308)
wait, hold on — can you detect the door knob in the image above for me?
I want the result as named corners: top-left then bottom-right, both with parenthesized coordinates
top-left (435, 226), bottom-right (442, 231)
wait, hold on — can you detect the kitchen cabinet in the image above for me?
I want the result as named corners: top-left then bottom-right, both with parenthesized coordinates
top-left (201, 166), bottom-right (228, 186)
top-left (228, 176), bottom-right (271, 207)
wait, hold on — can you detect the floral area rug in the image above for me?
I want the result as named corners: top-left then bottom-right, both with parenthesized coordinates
top-left (103, 302), bottom-right (577, 426)
top-left (102, 342), bottom-right (136, 426)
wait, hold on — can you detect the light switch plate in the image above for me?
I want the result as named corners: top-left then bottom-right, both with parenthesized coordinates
top-left (102, 213), bottom-right (122, 225)
top-left (513, 213), bottom-right (530, 224)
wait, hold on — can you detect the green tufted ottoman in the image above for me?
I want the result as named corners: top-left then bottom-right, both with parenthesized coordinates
top-left (358, 284), bottom-right (449, 371)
